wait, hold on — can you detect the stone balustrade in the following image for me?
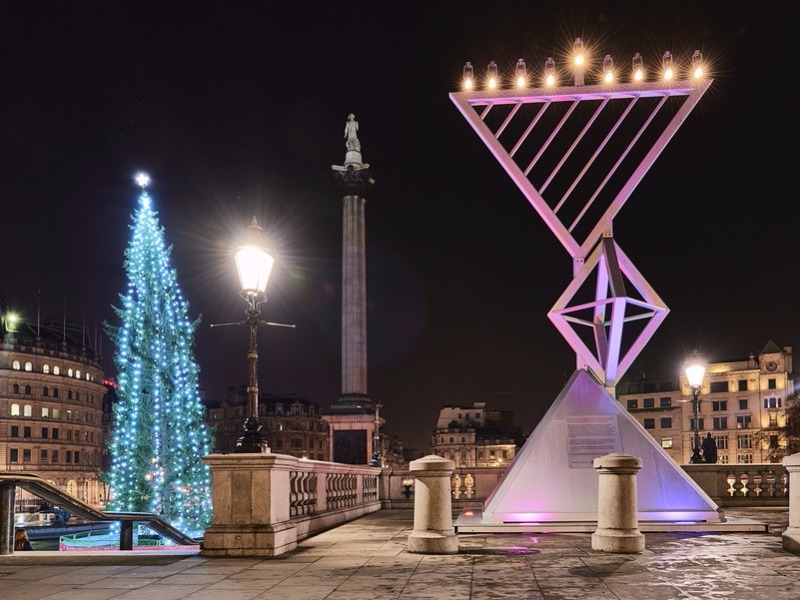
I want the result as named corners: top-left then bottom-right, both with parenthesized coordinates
top-left (202, 453), bottom-right (380, 557)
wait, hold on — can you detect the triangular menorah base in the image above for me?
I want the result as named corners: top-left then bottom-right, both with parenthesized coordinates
top-left (460, 369), bottom-right (723, 530)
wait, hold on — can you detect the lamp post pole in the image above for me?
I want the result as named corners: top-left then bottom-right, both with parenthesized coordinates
top-left (689, 385), bottom-right (703, 464)
top-left (238, 294), bottom-right (267, 453)
top-left (369, 401), bottom-right (382, 467)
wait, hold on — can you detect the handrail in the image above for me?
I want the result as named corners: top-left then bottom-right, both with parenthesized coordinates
top-left (0, 473), bottom-right (196, 552)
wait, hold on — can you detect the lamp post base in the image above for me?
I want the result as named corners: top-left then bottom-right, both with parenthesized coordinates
top-left (235, 419), bottom-right (270, 454)
top-left (689, 450), bottom-right (704, 464)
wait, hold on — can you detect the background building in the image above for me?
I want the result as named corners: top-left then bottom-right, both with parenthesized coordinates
top-left (431, 401), bottom-right (523, 468)
top-left (205, 386), bottom-right (330, 460)
top-left (617, 341), bottom-right (795, 464)
top-left (0, 313), bottom-right (107, 509)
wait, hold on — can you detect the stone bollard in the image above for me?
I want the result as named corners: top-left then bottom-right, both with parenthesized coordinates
top-left (407, 455), bottom-right (459, 554)
top-left (591, 452), bottom-right (645, 553)
top-left (782, 453), bottom-right (800, 553)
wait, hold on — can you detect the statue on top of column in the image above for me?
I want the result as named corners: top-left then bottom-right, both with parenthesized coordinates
top-left (344, 113), bottom-right (361, 152)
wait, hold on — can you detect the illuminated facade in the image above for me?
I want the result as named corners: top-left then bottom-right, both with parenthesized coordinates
top-left (617, 341), bottom-right (795, 464)
top-left (0, 319), bottom-right (108, 508)
top-left (431, 402), bottom-right (520, 468)
top-left (205, 387), bottom-right (330, 460)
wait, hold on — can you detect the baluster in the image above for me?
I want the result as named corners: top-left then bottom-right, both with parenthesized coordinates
top-left (738, 472), bottom-right (749, 497)
top-left (726, 472), bottom-right (737, 497)
top-left (452, 473), bottom-right (462, 499)
top-left (765, 471), bottom-right (777, 497)
top-left (464, 473), bottom-right (475, 499)
top-left (752, 472), bottom-right (763, 496)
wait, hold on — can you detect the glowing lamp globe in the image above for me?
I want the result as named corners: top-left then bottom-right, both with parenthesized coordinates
top-left (235, 218), bottom-right (275, 298)
top-left (684, 351), bottom-right (705, 388)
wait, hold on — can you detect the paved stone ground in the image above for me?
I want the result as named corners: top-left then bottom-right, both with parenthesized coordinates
top-left (0, 507), bottom-right (796, 599)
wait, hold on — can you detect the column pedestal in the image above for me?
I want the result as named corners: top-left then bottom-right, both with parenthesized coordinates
top-left (408, 455), bottom-right (459, 554)
top-left (591, 452), bottom-right (645, 553)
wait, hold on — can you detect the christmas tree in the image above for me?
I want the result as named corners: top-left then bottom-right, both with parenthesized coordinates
top-left (104, 174), bottom-right (213, 537)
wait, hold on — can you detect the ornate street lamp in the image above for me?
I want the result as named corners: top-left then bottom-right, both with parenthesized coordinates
top-left (234, 217), bottom-right (275, 453)
top-left (685, 350), bottom-right (706, 464)
top-left (211, 217), bottom-right (294, 453)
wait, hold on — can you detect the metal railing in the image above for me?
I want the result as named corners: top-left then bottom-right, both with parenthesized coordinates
top-left (0, 473), bottom-right (195, 555)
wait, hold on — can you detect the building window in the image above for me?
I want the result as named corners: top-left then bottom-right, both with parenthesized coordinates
top-left (23, 426), bottom-right (31, 438)
top-left (75, 370), bottom-right (81, 380)
top-left (43, 387), bottom-right (49, 397)
top-left (737, 379), bottom-right (747, 392)
top-left (52, 428), bottom-right (59, 440)
top-left (40, 450), bottom-right (48, 463)
top-left (24, 385), bottom-right (31, 395)
top-left (53, 388), bottom-right (59, 398)
top-left (660, 418), bottom-right (672, 429)
top-left (709, 381), bottom-right (727, 393)
top-left (712, 417), bottom-right (727, 430)
top-left (275, 439), bottom-right (283, 448)
top-left (643, 398), bottom-right (654, 408)
top-left (53, 408), bottom-right (60, 419)
top-left (12, 361), bottom-right (20, 370)
top-left (643, 418), bottom-right (655, 429)
top-left (764, 397), bottom-right (782, 409)
top-left (737, 434), bottom-right (753, 449)
top-left (22, 449), bottom-right (31, 463)
top-left (68, 369), bottom-right (73, 378)
top-left (10, 426), bottom-right (19, 437)
top-left (43, 364), bottom-right (50, 374)
top-left (770, 435), bottom-right (779, 448)
top-left (737, 454), bottom-right (754, 464)
top-left (769, 413), bottom-right (778, 427)
top-left (74, 451), bottom-right (80, 464)
top-left (53, 366), bottom-right (60, 375)
top-left (691, 418), bottom-right (704, 431)
top-left (714, 435), bottom-right (728, 450)
top-left (52, 450), bottom-right (58, 463)
top-left (291, 439), bottom-right (303, 448)
top-left (660, 397), bottom-right (671, 407)
top-left (66, 451), bottom-right (72, 464)
top-left (10, 403), bottom-right (19, 416)
top-left (711, 401), bottom-right (727, 411)
top-left (736, 415), bottom-right (751, 429)
top-left (42, 427), bottom-right (49, 438)
top-left (768, 378), bottom-right (776, 390)
top-left (41, 407), bottom-right (48, 418)
top-left (738, 399), bottom-right (747, 410)
top-left (718, 454), bottom-right (730, 464)
top-left (627, 400), bottom-right (637, 409)
top-left (68, 391), bottom-right (73, 400)
top-left (661, 437), bottom-right (673, 449)
top-left (24, 362), bottom-right (32, 372)
top-left (10, 449), bottom-right (18, 462)
top-left (23, 405), bottom-right (32, 417)
top-left (12, 384), bottom-right (19, 394)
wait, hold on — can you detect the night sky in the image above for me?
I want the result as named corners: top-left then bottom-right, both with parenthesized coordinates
top-left (2, 1), bottom-right (796, 451)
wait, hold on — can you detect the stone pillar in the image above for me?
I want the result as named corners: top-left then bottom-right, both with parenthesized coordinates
top-left (0, 483), bottom-right (15, 555)
top-left (201, 453), bottom-right (298, 557)
top-left (591, 452), bottom-right (645, 553)
top-left (782, 453), bottom-right (800, 553)
top-left (408, 455), bottom-right (459, 554)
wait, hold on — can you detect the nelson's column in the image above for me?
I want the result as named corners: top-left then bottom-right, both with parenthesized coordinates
top-left (323, 114), bottom-right (383, 465)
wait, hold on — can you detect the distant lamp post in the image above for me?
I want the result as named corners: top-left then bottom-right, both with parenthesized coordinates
top-left (401, 477), bottom-right (414, 499)
top-left (369, 401), bottom-right (383, 467)
top-left (685, 350), bottom-right (706, 464)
